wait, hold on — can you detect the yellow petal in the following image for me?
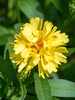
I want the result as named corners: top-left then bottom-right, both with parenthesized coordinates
top-left (14, 43), bottom-right (25, 54)
top-left (14, 33), bottom-right (26, 43)
top-left (55, 47), bottom-right (68, 53)
top-left (9, 42), bottom-right (14, 47)
top-left (44, 54), bottom-right (54, 62)
top-left (39, 21), bottom-right (53, 39)
top-left (52, 30), bottom-right (60, 36)
top-left (43, 21), bottom-right (53, 36)
top-left (45, 26), bottom-right (57, 40)
top-left (10, 52), bottom-right (23, 65)
top-left (20, 48), bottom-right (32, 58)
top-left (46, 35), bottom-right (57, 46)
top-left (44, 71), bottom-right (49, 77)
top-left (54, 52), bottom-right (67, 63)
top-left (18, 61), bottom-right (26, 72)
top-left (10, 52), bottom-right (16, 59)
top-left (24, 54), bottom-right (40, 74)
top-left (21, 23), bottom-right (34, 42)
top-left (52, 33), bottom-right (69, 47)
top-left (14, 33), bottom-right (20, 40)
top-left (38, 61), bottom-right (45, 79)
top-left (12, 59), bottom-right (22, 65)
top-left (41, 56), bottom-right (57, 73)
top-left (30, 17), bottom-right (42, 31)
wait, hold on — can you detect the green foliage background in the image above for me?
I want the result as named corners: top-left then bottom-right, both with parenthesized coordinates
top-left (0, 0), bottom-right (75, 100)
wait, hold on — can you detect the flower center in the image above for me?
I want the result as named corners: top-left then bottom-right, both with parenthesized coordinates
top-left (31, 39), bottom-right (43, 53)
top-left (36, 39), bottom-right (43, 50)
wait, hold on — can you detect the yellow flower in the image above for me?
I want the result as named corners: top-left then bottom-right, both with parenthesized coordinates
top-left (10, 17), bottom-right (69, 78)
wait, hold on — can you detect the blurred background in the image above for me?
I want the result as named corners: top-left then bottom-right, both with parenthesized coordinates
top-left (0, 0), bottom-right (75, 100)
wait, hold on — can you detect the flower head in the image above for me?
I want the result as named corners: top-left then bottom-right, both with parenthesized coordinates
top-left (10, 17), bottom-right (69, 78)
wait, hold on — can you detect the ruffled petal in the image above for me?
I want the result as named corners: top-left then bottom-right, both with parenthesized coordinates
top-left (9, 42), bottom-right (14, 47)
top-left (55, 47), bottom-right (68, 53)
top-left (24, 54), bottom-right (40, 74)
top-left (38, 61), bottom-right (45, 79)
top-left (45, 26), bottom-right (57, 40)
top-left (14, 43), bottom-right (25, 54)
top-left (10, 53), bottom-right (23, 65)
top-left (10, 52), bottom-right (16, 59)
top-left (18, 59), bottom-right (27, 72)
top-left (54, 52), bottom-right (67, 64)
top-left (41, 56), bottom-right (57, 74)
top-left (44, 54), bottom-right (54, 62)
top-left (21, 23), bottom-right (35, 42)
top-left (20, 48), bottom-right (32, 58)
top-left (43, 21), bottom-right (53, 36)
top-left (52, 33), bottom-right (69, 47)
top-left (30, 17), bottom-right (42, 31)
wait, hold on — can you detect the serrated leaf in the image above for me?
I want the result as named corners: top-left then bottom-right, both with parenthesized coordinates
top-left (34, 73), bottom-right (52, 100)
top-left (49, 79), bottom-right (75, 97)
top-left (18, 0), bottom-right (43, 19)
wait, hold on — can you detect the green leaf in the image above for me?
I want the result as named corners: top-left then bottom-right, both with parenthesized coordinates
top-left (4, 35), bottom-right (17, 70)
top-left (11, 95), bottom-right (19, 100)
top-left (45, 0), bottom-right (52, 6)
top-left (65, 48), bottom-right (75, 56)
top-left (49, 79), bottom-right (75, 97)
top-left (0, 36), bottom-right (8, 46)
top-left (8, 0), bottom-right (15, 9)
top-left (4, 35), bottom-right (14, 58)
top-left (34, 73), bottom-right (52, 100)
top-left (0, 52), bottom-right (18, 86)
top-left (7, 87), bottom-right (15, 97)
top-left (51, 0), bottom-right (69, 17)
top-left (0, 26), bottom-right (10, 36)
top-left (52, 97), bottom-right (60, 100)
top-left (18, 0), bottom-right (44, 19)
top-left (0, 26), bottom-right (9, 45)
top-left (0, 77), bottom-right (6, 98)
top-left (0, 26), bottom-right (15, 45)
